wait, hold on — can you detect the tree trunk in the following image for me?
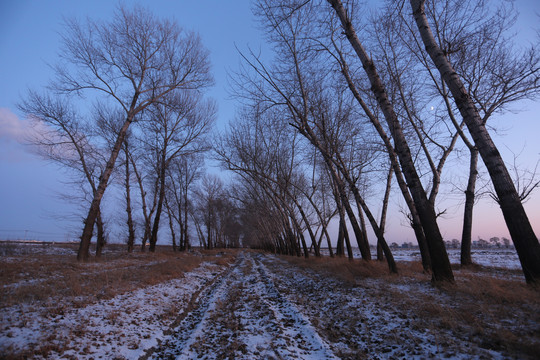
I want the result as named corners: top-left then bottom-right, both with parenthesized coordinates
top-left (124, 142), bottom-right (135, 253)
top-left (178, 207), bottom-right (185, 251)
top-left (95, 209), bottom-right (105, 257)
top-left (309, 195), bottom-right (334, 257)
top-left (410, 0), bottom-right (540, 283)
top-left (141, 223), bottom-right (150, 252)
top-left (377, 165), bottom-right (393, 262)
top-left (149, 156), bottom-right (167, 252)
top-left (377, 242), bottom-right (384, 261)
top-left (461, 148), bottom-right (478, 266)
top-left (129, 151), bottom-right (152, 253)
top-left (165, 197), bottom-right (177, 252)
top-left (78, 115), bottom-right (134, 261)
top-left (348, 180), bottom-right (398, 273)
top-left (334, 28), bottom-right (431, 272)
top-left (341, 193), bottom-right (369, 260)
top-left (193, 214), bottom-right (206, 249)
top-left (357, 205), bottom-right (370, 258)
top-left (336, 211), bottom-right (345, 257)
top-left (295, 200), bottom-right (320, 257)
top-left (182, 187), bottom-right (190, 251)
top-left (296, 221), bottom-right (310, 259)
top-left (328, 0), bottom-right (452, 282)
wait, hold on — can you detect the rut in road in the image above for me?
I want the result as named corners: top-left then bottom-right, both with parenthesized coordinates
top-left (145, 252), bottom-right (337, 359)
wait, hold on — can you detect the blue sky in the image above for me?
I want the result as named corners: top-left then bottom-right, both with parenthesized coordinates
top-left (0, 0), bottom-right (539, 244)
top-left (0, 0), bottom-right (264, 241)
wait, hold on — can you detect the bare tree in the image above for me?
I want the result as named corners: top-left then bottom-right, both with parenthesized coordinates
top-left (410, 0), bottom-right (540, 283)
top-left (324, 0), bottom-right (454, 280)
top-left (20, 93), bottom-right (109, 256)
top-left (166, 154), bottom-right (204, 251)
top-left (192, 175), bottom-right (241, 249)
top-left (122, 137), bottom-right (136, 252)
top-left (227, 0), bottom-right (402, 271)
top-left (22, 5), bottom-right (213, 261)
top-left (383, 0), bottom-right (540, 267)
top-left (144, 92), bottom-right (215, 252)
top-left (215, 106), bottom-right (317, 257)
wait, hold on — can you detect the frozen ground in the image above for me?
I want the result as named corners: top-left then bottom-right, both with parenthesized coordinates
top-left (1, 247), bottom-right (538, 359)
top-left (1, 260), bottom-right (227, 359)
top-left (321, 247), bottom-right (522, 270)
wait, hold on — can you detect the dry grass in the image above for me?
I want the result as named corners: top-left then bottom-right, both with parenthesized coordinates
top-left (0, 243), bottom-right (236, 310)
top-left (282, 254), bottom-right (410, 284)
top-left (1, 243), bottom-right (237, 359)
top-left (2, 245), bottom-right (538, 359)
top-left (276, 254), bottom-right (540, 358)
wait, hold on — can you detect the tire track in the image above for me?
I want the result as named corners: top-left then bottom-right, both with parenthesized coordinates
top-left (143, 252), bottom-right (336, 359)
top-left (143, 259), bottom-right (239, 360)
top-left (251, 253), bottom-right (337, 359)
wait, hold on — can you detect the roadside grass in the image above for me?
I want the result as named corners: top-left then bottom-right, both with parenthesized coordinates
top-left (0, 244), bottom-right (236, 310)
top-left (1, 243), bottom-right (237, 359)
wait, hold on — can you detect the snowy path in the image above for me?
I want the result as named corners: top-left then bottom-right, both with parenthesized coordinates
top-left (146, 252), bottom-right (337, 359)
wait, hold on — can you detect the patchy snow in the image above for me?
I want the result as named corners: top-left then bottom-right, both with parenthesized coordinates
top-left (0, 261), bottom-right (227, 359)
top-left (320, 247), bottom-right (522, 270)
top-left (149, 253), bottom-right (337, 359)
top-left (1, 249), bottom-right (536, 359)
top-left (258, 255), bottom-right (531, 359)
top-left (0, 242), bottom-right (78, 257)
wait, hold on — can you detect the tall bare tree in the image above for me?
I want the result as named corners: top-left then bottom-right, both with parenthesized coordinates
top-left (22, 5), bottom-right (213, 260)
top-left (410, 0), bottom-right (540, 283)
top-left (20, 93), bottom-right (109, 256)
top-left (166, 154), bottom-right (204, 251)
top-left (327, 0), bottom-right (454, 282)
top-left (378, 0), bottom-right (540, 267)
top-left (144, 92), bottom-right (215, 252)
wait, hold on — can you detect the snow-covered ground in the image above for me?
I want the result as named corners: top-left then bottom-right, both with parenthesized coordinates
top-left (150, 252), bottom-right (337, 359)
top-left (321, 247), bottom-right (522, 270)
top-left (260, 255), bottom-right (526, 359)
top-left (1, 246), bottom-right (537, 359)
top-left (1, 261), bottom-right (227, 359)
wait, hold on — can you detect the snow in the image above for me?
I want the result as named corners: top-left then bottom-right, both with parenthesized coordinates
top-left (321, 247), bottom-right (522, 270)
top-left (260, 256), bottom-right (515, 359)
top-left (1, 261), bottom-right (226, 359)
top-left (1, 247), bottom-right (536, 359)
top-left (150, 253), bottom-right (337, 359)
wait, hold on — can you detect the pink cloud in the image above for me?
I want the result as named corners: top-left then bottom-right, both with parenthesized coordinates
top-left (0, 107), bottom-right (52, 146)
top-left (0, 107), bottom-right (28, 143)
top-left (0, 107), bottom-right (53, 162)
top-left (0, 107), bottom-right (89, 164)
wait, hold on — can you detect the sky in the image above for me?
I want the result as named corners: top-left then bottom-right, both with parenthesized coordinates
top-left (0, 0), bottom-right (539, 245)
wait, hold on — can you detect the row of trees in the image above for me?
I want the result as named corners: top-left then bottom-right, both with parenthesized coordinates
top-left (19, 1), bottom-right (539, 284)
top-left (215, 0), bottom-right (540, 283)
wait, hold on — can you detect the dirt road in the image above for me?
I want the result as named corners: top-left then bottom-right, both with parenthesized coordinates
top-left (145, 252), bottom-right (337, 359)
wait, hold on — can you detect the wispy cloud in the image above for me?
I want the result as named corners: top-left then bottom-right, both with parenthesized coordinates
top-left (0, 107), bottom-right (50, 162)
top-left (0, 107), bottom-right (28, 143)
top-left (0, 107), bottom-right (51, 145)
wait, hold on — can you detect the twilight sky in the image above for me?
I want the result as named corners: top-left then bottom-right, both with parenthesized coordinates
top-left (0, 0), bottom-right (539, 244)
